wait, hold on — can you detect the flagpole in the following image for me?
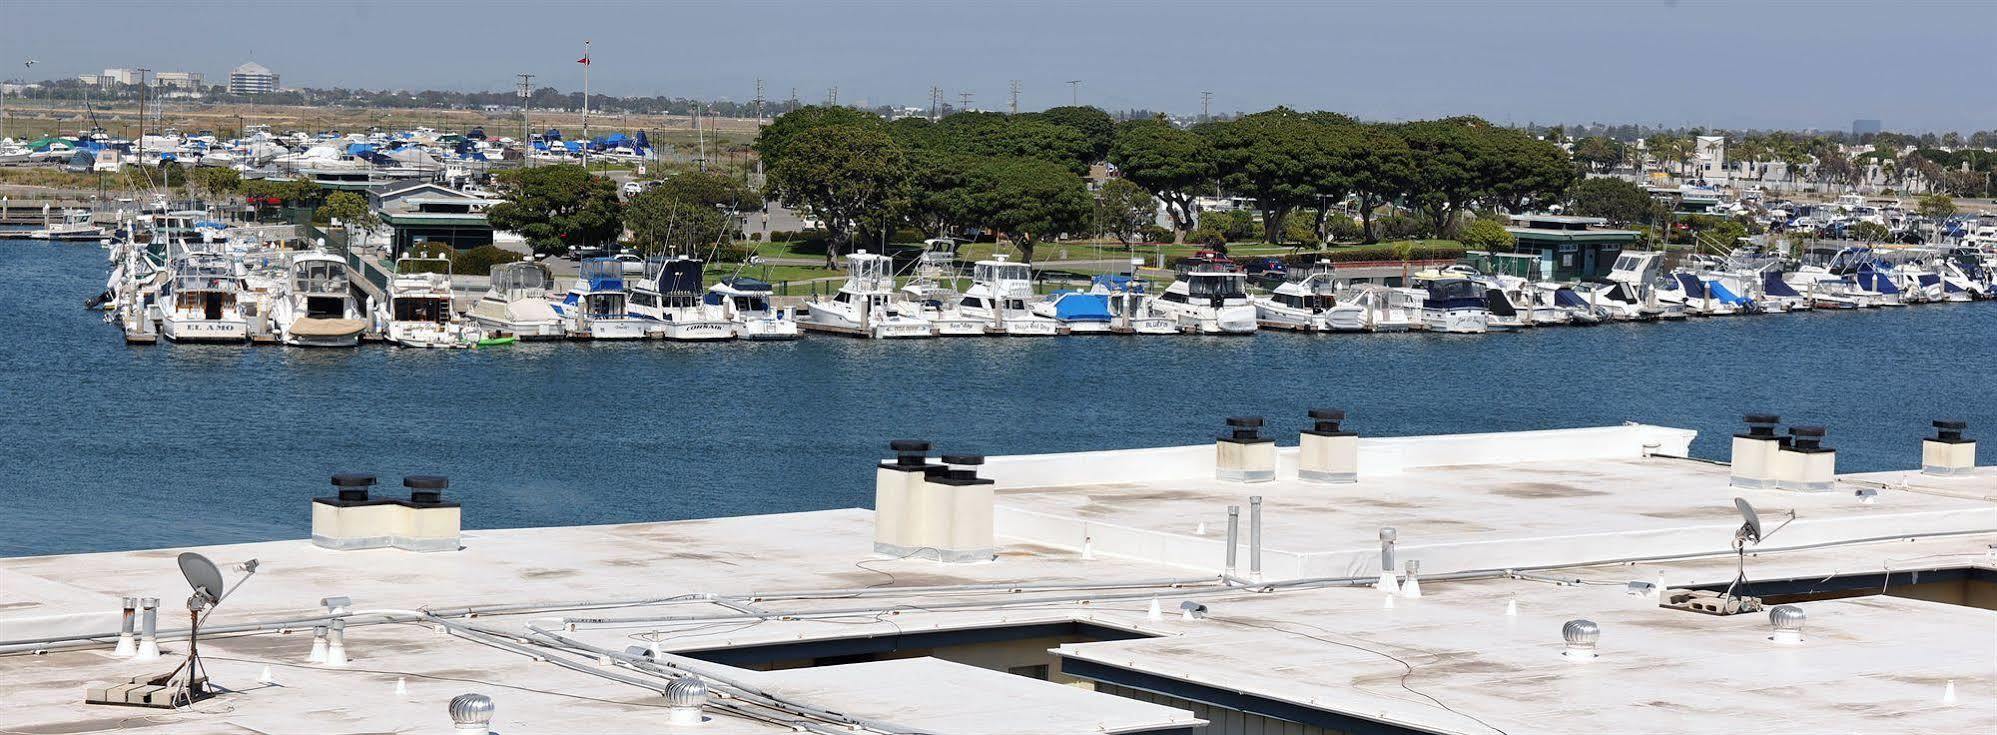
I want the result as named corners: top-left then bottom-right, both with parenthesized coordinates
top-left (581, 40), bottom-right (590, 174)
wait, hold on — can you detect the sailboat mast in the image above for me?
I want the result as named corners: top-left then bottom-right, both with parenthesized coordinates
top-left (580, 40), bottom-right (590, 174)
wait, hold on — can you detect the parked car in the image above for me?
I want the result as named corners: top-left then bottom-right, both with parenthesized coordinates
top-left (1176, 249), bottom-right (1240, 274)
top-left (1241, 256), bottom-right (1288, 281)
top-left (612, 252), bottom-right (645, 275)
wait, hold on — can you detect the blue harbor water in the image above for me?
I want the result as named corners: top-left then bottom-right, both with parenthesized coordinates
top-left (4, 236), bottom-right (1994, 556)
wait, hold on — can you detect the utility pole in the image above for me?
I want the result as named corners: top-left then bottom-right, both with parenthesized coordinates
top-left (580, 40), bottom-right (592, 174)
top-left (135, 68), bottom-right (150, 168)
top-left (1008, 80), bottom-right (1020, 115)
top-left (517, 73), bottom-right (534, 168)
top-left (826, 86), bottom-right (838, 106)
top-left (1200, 91), bottom-right (1213, 122)
top-left (753, 78), bottom-right (765, 122)
top-left (928, 86), bottom-right (942, 121)
top-left (958, 91), bottom-right (973, 113)
top-left (1066, 79), bottom-right (1081, 105)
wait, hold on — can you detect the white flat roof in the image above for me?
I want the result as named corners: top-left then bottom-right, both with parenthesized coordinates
top-left (2, 424), bottom-right (1991, 735)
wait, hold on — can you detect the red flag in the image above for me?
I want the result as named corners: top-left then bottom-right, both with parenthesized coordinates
top-left (577, 55), bottom-right (590, 65)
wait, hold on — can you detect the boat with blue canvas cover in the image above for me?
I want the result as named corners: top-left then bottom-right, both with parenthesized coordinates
top-left (1085, 275), bottom-right (1176, 334)
top-left (629, 256), bottom-right (734, 341)
top-left (1662, 272), bottom-right (1740, 316)
top-left (555, 258), bottom-right (647, 339)
top-left (1030, 290), bottom-right (1116, 333)
top-left (1758, 270), bottom-right (1813, 312)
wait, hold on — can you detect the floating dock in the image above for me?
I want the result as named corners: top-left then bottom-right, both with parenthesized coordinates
top-left (2, 417), bottom-right (1992, 734)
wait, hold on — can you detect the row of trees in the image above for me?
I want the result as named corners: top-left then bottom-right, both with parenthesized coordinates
top-left (757, 105), bottom-right (1578, 261)
top-left (482, 164), bottom-right (764, 257)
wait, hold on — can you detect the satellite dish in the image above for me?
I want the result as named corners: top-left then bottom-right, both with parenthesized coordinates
top-left (177, 552), bottom-right (224, 605)
top-left (1733, 497), bottom-right (1763, 544)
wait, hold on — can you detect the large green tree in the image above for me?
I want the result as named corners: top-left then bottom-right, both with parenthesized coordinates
top-left (1568, 177), bottom-right (1657, 226)
top-left (761, 123), bottom-right (911, 265)
top-left (936, 112), bottom-right (1092, 174)
top-left (1107, 117), bottom-right (1215, 241)
top-left (624, 187), bottom-right (735, 256)
top-left (642, 171), bottom-right (763, 213)
top-left (963, 157), bottom-right (1091, 262)
top-left (1201, 108), bottom-right (1331, 243)
top-left (1344, 124), bottom-right (1413, 243)
top-left (1029, 105), bottom-right (1117, 163)
top-left (1398, 117), bottom-right (1488, 239)
top-left (1093, 178), bottom-right (1157, 245)
top-left (1571, 136), bottom-right (1624, 172)
top-left (487, 164), bottom-right (623, 256)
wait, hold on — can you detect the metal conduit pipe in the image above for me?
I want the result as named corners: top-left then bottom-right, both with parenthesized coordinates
top-left (523, 621), bottom-right (922, 735)
top-left (563, 581), bottom-right (1237, 626)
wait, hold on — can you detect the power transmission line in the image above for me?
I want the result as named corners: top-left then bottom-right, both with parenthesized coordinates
top-left (1201, 91), bottom-right (1213, 122)
top-left (1066, 79), bottom-right (1081, 105)
top-left (1008, 80), bottom-right (1020, 114)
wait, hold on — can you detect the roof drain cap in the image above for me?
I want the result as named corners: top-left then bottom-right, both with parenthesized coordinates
top-left (1561, 619), bottom-right (1600, 661)
top-left (1768, 605), bottom-right (1806, 644)
top-left (664, 675), bottom-right (709, 726)
top-left (449, 693), bottom-right (495, 735)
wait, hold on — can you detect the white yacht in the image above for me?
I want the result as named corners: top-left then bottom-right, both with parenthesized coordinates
top-left (896, 242), bottom-right (990, 337)
top-left (555, 258), bottom-right (648, 340)
top-left (1085, 275), bottom-right (1177, 334)
top-left (1412, 272), bottom-right (1490, 334)
top-left (379, 255), bottom-right (475, 348)
top-left (270, 252), bottom-right (366, 347)
top-left (628, 257), bottom-right (735, 341)
top-left (801, 251), bottom-right (933, 339)
top-left (469, 261), bottom-right (566, 340)
top-left (956, 256), bottom-right (1058, 336)
top-left (706, 276), bottom-right (800, 340)
top-left (1532, 283), bottom-right (1606, 325)
top-left (1252, 262), bottom-right (1339, 332)
top-left (25, 209), bottom-right (107, 242)
top-left (1149, 271), bottom-right (1257, 334)
top-left (1030, 290), bottom-right (1117, 334)
top-left (1323, 284), bottom-right (1423, 332)
top-left (155, 248), bottom-right (249, 343)
top-left (1599, 250), bottom-right (1683, 319)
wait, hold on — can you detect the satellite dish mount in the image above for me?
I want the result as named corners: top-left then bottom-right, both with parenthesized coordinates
top-left (87, 552), bottom-right (256, 709)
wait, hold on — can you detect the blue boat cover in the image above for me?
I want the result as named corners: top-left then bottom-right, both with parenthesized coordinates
top-left (1553, 289), bottom-right (1588, 308)
top-left (545, 129), bottom-right (563, 140)
top-left (1762, 272), bottom-right (1802, 298)
top-left (1708, 280), bottom-right (1749, 305)
top-left (1673, 273), bottom-right (1708, 298)
top-left (1944, 281), bottom-right (1964, 293)
top-left (1053, 293), bottom-right (1113, 322)
top-left (1916, 274), bottom-right (1940, 287)
top-left (659, 259), bottom-right (704, 295)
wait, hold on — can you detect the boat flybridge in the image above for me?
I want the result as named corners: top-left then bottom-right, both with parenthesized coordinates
top-left (557, 257), bottom-right (647, 340)
top-left (706, 276), bottom-right (800, 340)
top-left (1411, 271), bottom-right (1490, 334)
top-left (1591, 249), bottom-right (1681, 320)
top-left (1150, 270), bottom-right (1257, 334)
top-left (802, 251), bottom-right (933, 339)
top-left (629, 256), bottom-right (735, 341)
top-left (155, 247), bottom-right (249, 343)
top-left (26, 208), bottom-right (107, 242)
top-left (1252, 261), bottom-right (1340, 332)
top-left (270, 251), bottom-right (366, 347)
top-left (1324, 284), bottom-right (1424, 332)
top-left (896, 240), bottom-right (986, 336)
top-left (469, 261), bottom-right (565, 340)
top-left (957, 256), bottom-right (1058, 335)
top-left (379, 254), bottom-right (476, 348)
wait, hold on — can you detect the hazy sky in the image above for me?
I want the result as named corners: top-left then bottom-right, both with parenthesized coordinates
top-left (7, 0), bottom-right (1993, 132)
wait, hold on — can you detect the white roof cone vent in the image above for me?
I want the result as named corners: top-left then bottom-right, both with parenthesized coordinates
top-left (1505, 597), bottom-right (1519, 616)
top-left (395, 676), bottom-right (409, 696)
top-left (449, 693), bottom-right (495, 735)
top-left (664, 675), bottom-right (710, 726)
top-left (307, 626), bottom-right (328, 663)
top-left (1768, 605), bottom-right (1806, 644)
top-left (1562, 619), bottom-right (1600, 661)
top-left (1194, 521), bottom-right (1207, 536)
top-left (1399, 560), bottom-right (1423, 599)
top-left (1146, 597), bottom-right (1163, 622)
top-left (256, 665), bottom-right (275, 685)
top-left (1942, 680), bottom-right (1957, 706)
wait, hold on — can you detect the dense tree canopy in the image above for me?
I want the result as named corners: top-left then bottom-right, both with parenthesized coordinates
top-left (1093, 178), bottom-right (1157, 245)
top-left (761, 123), bottom-right (911, 264)
top-left (1029, 106), bottom-right (1117, 163)
top-left (487, 164), bottom-right (623, 255)
top-left (1567, 177), bottom-right (1657, 226)
top-left (1107, 117), bottom-right (1216, 239)
top-left (961, 157), bottom-right (1092, 262)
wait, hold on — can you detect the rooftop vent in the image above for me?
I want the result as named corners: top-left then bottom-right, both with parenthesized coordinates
top-left (1768, 604), bottom-right (1805, 644)
top-left (664, 675), bottom-right (709, 725)
top-left (1298, 408), bottom-right (1358, 484)
top-left (1561, 619), bottom-right (1599, 661)
top-left (1922, 419), bottom-right (1976, 477)
top-left (449, 693), bottom-right (495, 735)
top-left (874, 439), bottom-right (940, 557)
top-left (1729, 414), bottom-right (1784, 489)
top-left (876, 448), bottom-right (995, 563)
top-left (1216, 416), bottom-right (1275, 483)
top-left (312, 473), bottom-right (462, 552)
top-left (1775, 425), bottom-right (1836, 492)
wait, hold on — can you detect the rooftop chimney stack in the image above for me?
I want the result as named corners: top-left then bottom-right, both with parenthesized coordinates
top-left (399, 475), bottom-right (461, 552)
top-left (873, 439), bottom-right (938, 557)
top-left (1298, 408), bottom-right (1358, 483)
top-left (1216, 417), bottom-right (1275, 483)
top-left (1922, 420), bottom-right (1975, 477)
top-left (932, 454), bottom-right (997, 562)
top-left (1776, 425), bottom-right (1836, 492)
top-left (312, 473), bottom-right (395, 550)
top-left (1729, 414), bottom-right (1784, 489)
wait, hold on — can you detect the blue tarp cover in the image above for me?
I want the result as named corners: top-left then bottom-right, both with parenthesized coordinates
top-left (1051, 293), bottom-right (1113, 322)
top-left (1673, 273), bottom-right (1708, 298)
top-left (1763, 272), bottom-right (1802, 298)
top-left (1708, 280), bottom-right (1749, 305)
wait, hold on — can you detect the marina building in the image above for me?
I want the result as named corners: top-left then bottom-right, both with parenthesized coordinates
top-left (1479, 214), bottom-right (1641, 280)
top-left (2, 416), bottom-right (1990, 734)
top-left (228, 62), bottom-right (280, 95)
top-left (365, 180), bottom-right (498, 254)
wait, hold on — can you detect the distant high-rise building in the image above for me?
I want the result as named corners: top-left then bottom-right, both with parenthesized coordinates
top-left (228, 62), bottom-right (279, 95)
top-left (155, 71), bottom-right (204, 90)
top-left (1852, 119), bottom-right (1882, 137)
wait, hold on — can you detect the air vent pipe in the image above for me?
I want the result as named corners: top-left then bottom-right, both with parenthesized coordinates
top-left (134, 598), bottom-right (159, 660)
top-left (1561, 619), bottom-right (1599, 661)
top-left (1729, 414), bottom-right (1784, 488)
top-left (664, 675), bottom-right (709, 726)
top-left (1922, 419), bottom-right (1975, 477)
top-left (1216, 417), bottom-right (1275, 482)
top-left (114, 597), bottom-right (136, 656)
top-left (873, 439), bottom-right (937, 557)
top-left (1298, 408), bottom-right (1358, 483)
top-left (1248, 496), bottom-right (1263, 579)
top-left (1376, 527), bottom-right (1399, 592)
